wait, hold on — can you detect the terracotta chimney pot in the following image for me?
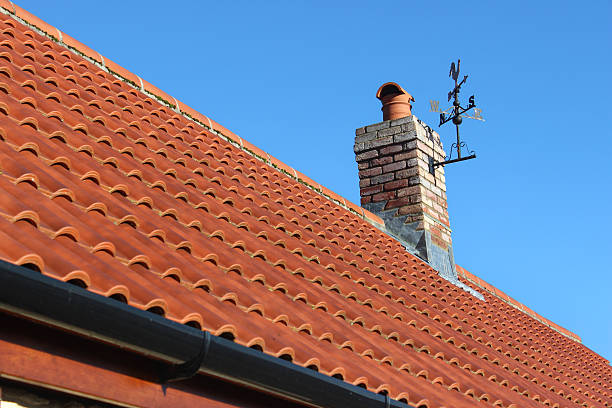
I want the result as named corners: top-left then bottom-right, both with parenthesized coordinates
top-left (376, 82), bottom-right (415, 121)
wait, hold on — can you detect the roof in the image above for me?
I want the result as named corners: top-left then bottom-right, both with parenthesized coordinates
top-left (0, 3), bottom-right (610, 408)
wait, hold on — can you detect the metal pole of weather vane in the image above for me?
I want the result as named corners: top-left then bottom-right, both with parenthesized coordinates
top-left (428, 59), bottom-right (484, 175)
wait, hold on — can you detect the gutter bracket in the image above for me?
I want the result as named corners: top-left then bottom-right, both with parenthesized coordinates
top-left (385, 393), bottom-right (390, 408)
top-left (160, 331), bottom-right (210, 383)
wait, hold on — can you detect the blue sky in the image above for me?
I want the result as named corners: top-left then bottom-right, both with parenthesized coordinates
top-left (16, 1), bottom-right (611, 362)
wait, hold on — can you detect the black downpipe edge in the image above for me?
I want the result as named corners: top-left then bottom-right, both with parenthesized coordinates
top-left (162, 330), bottom-right (211, 383)
top-left (0, 260), bottom-right (412, 408)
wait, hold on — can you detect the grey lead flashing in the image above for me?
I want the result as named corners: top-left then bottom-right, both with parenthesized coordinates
top-left (363, 202), bottom-right (484, 301)
top-left (450, 279), bottom-right (484, 301)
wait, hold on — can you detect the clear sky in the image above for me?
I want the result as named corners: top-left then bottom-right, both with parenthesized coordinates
top-left (15, 1), bottom-right (611, 362)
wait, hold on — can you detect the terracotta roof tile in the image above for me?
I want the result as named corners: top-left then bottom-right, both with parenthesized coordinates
top-left (0, 5), bottom-right (610, 408)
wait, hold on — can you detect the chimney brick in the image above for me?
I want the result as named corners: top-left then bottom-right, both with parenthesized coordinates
top-left (382, 161), bottom-right (406, 173)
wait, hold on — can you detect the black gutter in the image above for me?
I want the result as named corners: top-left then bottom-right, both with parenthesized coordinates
top-left (0, 260), bottom-right (411, 408)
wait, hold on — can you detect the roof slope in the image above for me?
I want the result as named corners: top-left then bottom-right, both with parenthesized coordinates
top-left (0, 5), bottom-right (610, 408)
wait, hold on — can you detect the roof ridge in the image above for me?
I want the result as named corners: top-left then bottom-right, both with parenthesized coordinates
top-left (0, 0), bottom-right (384, 229)
top-left (455, 265), bottom-right (582, 343)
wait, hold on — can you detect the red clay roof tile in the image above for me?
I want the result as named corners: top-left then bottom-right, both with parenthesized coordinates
top-left (0, 5), bottom-right (610, 408)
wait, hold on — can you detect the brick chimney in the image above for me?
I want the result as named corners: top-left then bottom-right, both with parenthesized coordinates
top-left (354, 82), bottom-right (456, 279)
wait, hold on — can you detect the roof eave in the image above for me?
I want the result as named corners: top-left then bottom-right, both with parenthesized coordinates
top-left (0, 259), bottom-right (412, 408)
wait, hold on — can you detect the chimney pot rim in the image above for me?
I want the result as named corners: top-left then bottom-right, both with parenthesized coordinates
top-left (376, 82), bottom-right (414, 101)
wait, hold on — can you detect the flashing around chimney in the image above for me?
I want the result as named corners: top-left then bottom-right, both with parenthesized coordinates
top-left (355, 110), bottom-right (482, 300)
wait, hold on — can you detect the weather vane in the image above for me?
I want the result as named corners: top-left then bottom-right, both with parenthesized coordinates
top-left (428, 59), bottom-right (483, 174)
